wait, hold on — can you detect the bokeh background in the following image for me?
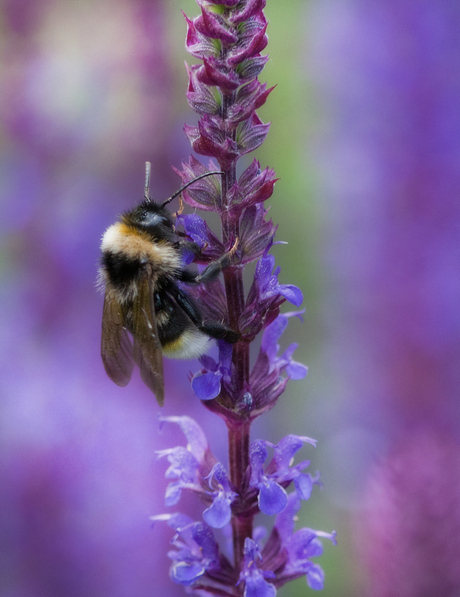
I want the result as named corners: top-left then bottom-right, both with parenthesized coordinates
top-left (1, 1), bottom-right (459, 596)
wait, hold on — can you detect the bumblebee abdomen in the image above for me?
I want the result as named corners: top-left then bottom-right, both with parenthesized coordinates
top-left (161, 328), bottom-right (210, 359)
top-left (156, 293), bottom-right (210, 359)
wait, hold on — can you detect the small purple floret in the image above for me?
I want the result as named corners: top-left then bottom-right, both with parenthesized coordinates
top-left (192, 341), bottom-right (233, 401)
top-left (249, 435), bottom-right (317, 514)
top-left (203, 463), bottom-right (237, 528)
top-left (162, 514), bottom-right (220, 586)
top-left (256, 255), bottom-right (303, 307)
top-left (238, 538), bottom-right (276, 597)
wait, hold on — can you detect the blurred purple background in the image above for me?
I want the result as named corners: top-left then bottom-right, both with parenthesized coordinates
top-left (307, 1), bottom-right (460, 595)
top-left (1, 1), bottom-right (460, 596)
top-left (0, 1), bottom-right (218, 595)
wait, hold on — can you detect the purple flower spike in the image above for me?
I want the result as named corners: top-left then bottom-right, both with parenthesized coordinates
top-left (142, 0), bottom-right (336, 591)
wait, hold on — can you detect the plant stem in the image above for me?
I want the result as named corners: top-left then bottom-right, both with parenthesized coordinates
top-left (228, 419), bottom-right (252, 575)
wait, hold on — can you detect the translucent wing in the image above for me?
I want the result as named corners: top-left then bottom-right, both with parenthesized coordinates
top-left (132, 271), bottom-right (165, 406)
top-left (101, 293), bottom-right (135, 386)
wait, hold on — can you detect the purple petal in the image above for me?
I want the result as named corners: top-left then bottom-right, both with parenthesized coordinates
top-left (244, 575), bottom-right (276, 597)
top-left (166, 513), bottom-right (194, 532)
top-left (203, 494), bottom-right (232, 528)
top-left (171, 561), bottom-right (205, 586)
top-left (288, 528), bottom-right (322, 562)
top-left (294, 474), bottom-right (313, 501)
top-left (208, 462), bottom-right (231, 490)
top-left (258, 479), bottom-right (288, 516)
top-left (217, 340), bottom-right (233, 373)
top-left (160, 416), bottom-right (208, 462)
top-left (191, 523), bottom-right (219, 560)
top-left (279, 284), bottom-right (303, 306)
top-left (249, 440), bottom-right (268, 483)
top-left (179, 213), bottom-right (209, 246)
top-left (306, 564), bottom-right (325, 591)
top-left (272, 435), bottom-right (305, 469)
top-left (165, 483), bottom-right (183, 507)
top-left (199, 354), bottom-right (218, 372)
top-left (192, 370), bottom-right (222, 400)
top-left (261, 315), bottom-right (288, 359)
top-left (179, 213), bottom-right (223, 252)
top-left (255, 254), bottom-right (275, 285)
top-left (286, 360), bottom-right (308, 380)
top-left (275, 493), bottom-right (301, 542)
top-left (163, 447), bottom-right (199, 480)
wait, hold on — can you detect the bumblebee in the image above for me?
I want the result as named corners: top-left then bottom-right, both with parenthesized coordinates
top-left (99, 163), bottom-right (239, 406)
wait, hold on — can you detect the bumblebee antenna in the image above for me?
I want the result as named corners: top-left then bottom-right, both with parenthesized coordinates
top-left (144, 161), bottom-right (151, 202)
top-left (161, 171), bottom-right (223, 208)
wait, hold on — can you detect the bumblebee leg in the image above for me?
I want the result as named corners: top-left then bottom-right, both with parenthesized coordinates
top-left (178, 239), bottom-right (239, 285)
top-left (179, 240), bottom-right (203, 257)
top-left (196, 239), bottom-right (238, 283)
top-left (169, 284), bottom-right (240, 344)
top-left (199, 320), bottom-right (240, 344)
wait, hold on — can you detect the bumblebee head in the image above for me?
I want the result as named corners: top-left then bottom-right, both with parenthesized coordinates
top-left (123, 200), bottom-right (175, 236)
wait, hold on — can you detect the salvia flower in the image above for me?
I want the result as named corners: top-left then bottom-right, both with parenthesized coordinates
top-left (249, 435), bottom-right (318, 515)
top-left (237, 538), bottom-right (276, 597)
top-left (191, 341), bottom-right (233, 401)
top-left (203, 463), bottom-right (238, 528)
top-left (273, 494), bottom-right (337, 591)
top-left (145, 0), bottom-right (336, 593)
top-left (157, 416), bottom-right (237, 528)
top-left (152, 513), bottom-right (220, 586)
top-left (240, 256), bottom-right (303, 341)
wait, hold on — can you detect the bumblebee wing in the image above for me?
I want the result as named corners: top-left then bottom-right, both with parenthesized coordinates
top-left (132, 271), bottom-right (165, 406)
top-left (101, 293), bottom-right (135, 386)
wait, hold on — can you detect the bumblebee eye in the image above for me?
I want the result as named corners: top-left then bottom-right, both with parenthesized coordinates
top-left (141, 213), bottom-right (167, 227)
